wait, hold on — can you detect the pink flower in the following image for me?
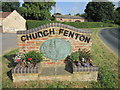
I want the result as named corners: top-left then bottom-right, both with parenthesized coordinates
top-left (17, 58), bottom-right (21, 60)
top-left (90, 58), bottom-right (92, 61)
top-left (15, 59), bottom-right (20, 62)
top-left (22, 60), bottom-right (26, 62)
top-left (28, 58), bottom-right (32, 60)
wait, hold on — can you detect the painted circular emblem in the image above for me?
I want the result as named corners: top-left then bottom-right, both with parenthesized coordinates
top-left (40, 38), bottom-right (71, 61)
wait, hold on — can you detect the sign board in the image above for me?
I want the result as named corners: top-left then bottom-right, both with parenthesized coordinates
top-left (17, 23), bottom-right (92, 61)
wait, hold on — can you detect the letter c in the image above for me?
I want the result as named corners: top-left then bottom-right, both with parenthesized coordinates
top-left (21, 35), bottom-right (26, 42)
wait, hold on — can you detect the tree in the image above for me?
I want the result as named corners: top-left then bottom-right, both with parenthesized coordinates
top-left (18, 1), bottom-right (56, 20)
top-left (75, 13), bottom-right (81, 16)
top-left (2, 2), bottom-right (20, 12)
top-left (81, 13), bottom-right (87, 19)
top-left (92, 0), bottom-right (109, 2)
top-left (84, 2), bottom-right (115, 22)
top-left (116, 7), bottom-right (120, 12)
top-left (54, 13), bottom-right (61, 15)
top-left (114, 7), bottom-right (120, 25)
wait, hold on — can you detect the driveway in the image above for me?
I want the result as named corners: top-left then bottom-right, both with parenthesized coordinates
top-left (0, 33), bottom-right (18, 55)
top-left (98, 28), bottom-right (120, 56)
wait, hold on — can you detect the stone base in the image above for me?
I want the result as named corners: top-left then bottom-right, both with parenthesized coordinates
top-left (12, 72), bottom-right (98, 82)
top-left (72, 71), bottom-right (98, 81)
top-left (38, 71), bottom-right (98, 81)
top-left (12, 62), bottom-right (98, 82)
top-left (12, 73), bottom-right (38, 82)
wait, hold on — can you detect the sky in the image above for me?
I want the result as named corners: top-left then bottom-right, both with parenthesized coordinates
top-left (50, 2), bottom-right (119, 15)
top-left (19, 0), bottom-right (119, 15)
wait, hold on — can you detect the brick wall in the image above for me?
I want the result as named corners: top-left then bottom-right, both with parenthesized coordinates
top-left (17, 23), bottom-right (92, 61)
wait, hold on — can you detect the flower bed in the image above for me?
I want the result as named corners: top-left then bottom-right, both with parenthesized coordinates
top-left (66, 49), bottom-right (99, 73)
top-left (13, 51), bottom-right (43, 67)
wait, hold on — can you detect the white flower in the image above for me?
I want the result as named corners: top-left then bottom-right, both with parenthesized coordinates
top-left (82, 58), bottom-right (85, 62)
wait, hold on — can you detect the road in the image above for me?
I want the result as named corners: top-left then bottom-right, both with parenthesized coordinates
top-left (98, 28), bottom-right (120, 56)
top-left (0, 33), bottom-right (18, 55)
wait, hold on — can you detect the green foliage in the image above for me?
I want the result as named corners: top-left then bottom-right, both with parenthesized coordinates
top-left (74, 13), bottom-right (81, 16)
top-left (80, 13), bottom-right (87, 19)
top-left (26, 20), bottom-right (118, 30)
top-left (69, 49), bottom-right (92, 62)
top-left (51, 15), bottom-right (56, 21)
top-left (54, 13), bottom-right (62, 15)
top-left (114, 7), bottom-right (120, 25)
top-left (92, 67), bottom-right (118, 88)
top-left (2, 2), bottom-right (20, 12)
top-left (26, 20), bottom-right (60, 29)
top-left (18, 2), bottom-right (56, 20)
top-left (24, 51), bottom-right (43, 64)
top-left (85, 2), bottom-right (115, 23)
top-left (69, 51), bottom-right (79, 61)
top-left (47, 81), bottom-right (69, 88)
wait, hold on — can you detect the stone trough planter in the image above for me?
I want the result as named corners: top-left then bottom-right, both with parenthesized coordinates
top-left (12, 63), bottom-right (40, 82)
top-left (71, 62), bottom-right (99, 81)
top-left (72, 63), bottom-right (99, 73)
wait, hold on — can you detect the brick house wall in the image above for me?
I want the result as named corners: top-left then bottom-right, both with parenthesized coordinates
top-left (54, 15), bottom-right (85, 22)
top-left (56, 18), bottom-right (85, 22)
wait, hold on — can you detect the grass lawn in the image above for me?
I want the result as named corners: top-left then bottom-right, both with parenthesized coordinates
top-left (2, 28), bottom-right (118, 88)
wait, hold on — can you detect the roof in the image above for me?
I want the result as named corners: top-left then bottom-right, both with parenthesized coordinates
top-left (0, 12), bottom-right (12, 18)
top-left (54, 15), bottom-right (84, 19)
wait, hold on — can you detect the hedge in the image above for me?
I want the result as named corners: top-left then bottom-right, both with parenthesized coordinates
top-left (26, 20), bottom-right (118, 30)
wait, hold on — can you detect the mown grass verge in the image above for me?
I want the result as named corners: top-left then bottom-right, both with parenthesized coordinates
top-left (2, 28), bottom-right (118, 88)
top-left (26, 20), bottom-right (119, 30)
top-left (91, 28), bottom-right (118, 88)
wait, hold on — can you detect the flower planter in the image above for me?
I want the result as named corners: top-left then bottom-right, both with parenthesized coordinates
top-left (12, 63), bottom-right (40, 82)
top-left (65, 61), bottom-right (98, 81)
top-left (72, 62), bottom-right (98, 73)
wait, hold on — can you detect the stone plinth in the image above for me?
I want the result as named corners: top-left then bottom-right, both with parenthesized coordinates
top-left (12, 73), bottom-right (39, 82)
top-left (38, 71), bottom-right (98, 81)
top-left (12, 62), bottom-right (98, 82)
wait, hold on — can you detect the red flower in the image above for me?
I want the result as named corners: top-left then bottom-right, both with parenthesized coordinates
top-left (90, 58), bottom-right (92, 61)
top-left (22, 60), bottom-right (26, 62)
top-left (15, 59), bottom-right (20, 62)
top-left (28, 58), bottom-right (32, 60)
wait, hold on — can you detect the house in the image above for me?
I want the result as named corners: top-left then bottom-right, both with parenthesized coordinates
top-left (0, 10), bottom-right (26, 33)
top-left (54, 15), bottom-right (85, 22)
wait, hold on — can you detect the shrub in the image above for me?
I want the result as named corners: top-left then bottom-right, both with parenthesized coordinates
top-left (24, 51), bottom-right (43, 64)
top-left (69, 49), bottom-right (92, 62)
top-left (26, 20), bottom-right (118, 30)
